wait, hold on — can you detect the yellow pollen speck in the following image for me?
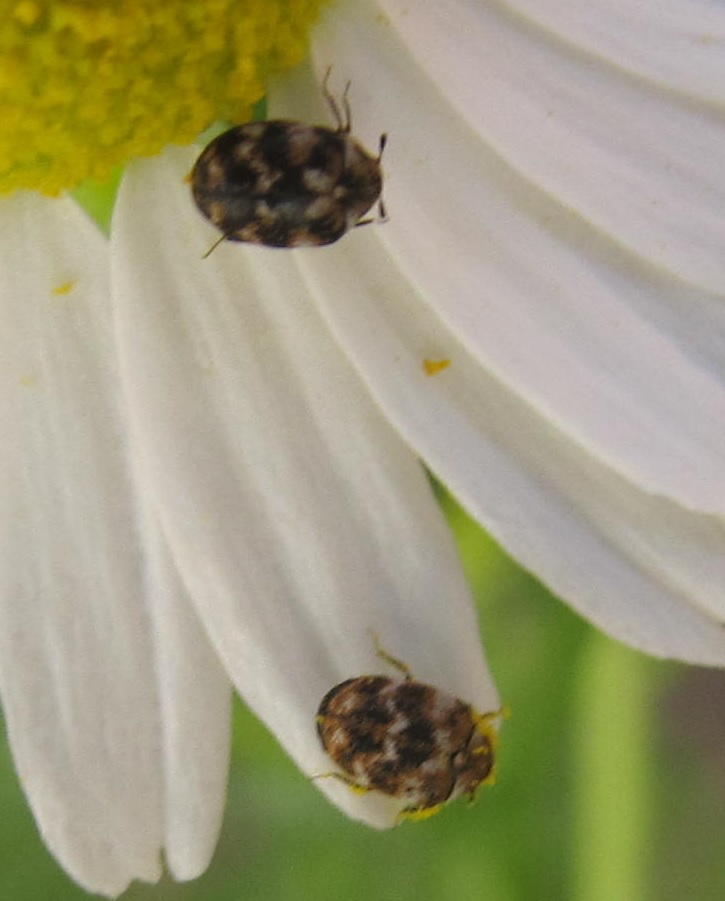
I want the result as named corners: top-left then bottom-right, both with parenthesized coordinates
top-left (423, 358), bottom-right (451, 376)
top-left (52, 280), bottom-right (75, 296)
top-left (0, 0), bottom-right (327, 196)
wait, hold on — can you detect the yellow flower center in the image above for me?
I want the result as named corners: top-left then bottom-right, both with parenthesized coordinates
top-left (0, 0), bottom-right (326, 196)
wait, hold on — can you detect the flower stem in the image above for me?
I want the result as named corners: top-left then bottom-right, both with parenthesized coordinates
top-left (571, 631), bottom-right (657, 901)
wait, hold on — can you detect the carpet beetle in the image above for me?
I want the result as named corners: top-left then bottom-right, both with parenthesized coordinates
top-left (315, 638), bottom-right (501, 820)
top-left (191, 69), bottom-right (386, 252)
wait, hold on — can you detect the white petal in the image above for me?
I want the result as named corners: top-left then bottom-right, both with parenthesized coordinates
top-left (141, 519), bottom-right (232, 881)
top-left (111, 149), bottom-right (499, 826)
top-left (294, 235), bottom-right (725, 664)
top-left (311, 0), bottom-right (725, 515)
top-left (0, 194), bottom-right (163, 895)
top-left (291, 2), bottom-right (725, 663)
top-left (378, 0), bottom-right (725, 293)
top-left (506, 0), bottom-right (725, 104)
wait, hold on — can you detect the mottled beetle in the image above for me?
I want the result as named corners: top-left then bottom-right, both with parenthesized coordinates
top-left (315, 637), bottom-right (501, 820)
top-left (191, 70), bottom-right (386, 252)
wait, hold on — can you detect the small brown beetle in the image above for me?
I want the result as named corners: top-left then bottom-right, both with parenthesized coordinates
top-left (315, 638), bottom-right (501, 820)
top-left (191, 71), bottom-right (386, 252)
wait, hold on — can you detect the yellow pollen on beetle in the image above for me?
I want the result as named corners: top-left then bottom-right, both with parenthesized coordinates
top-left (0, 0), bottom-right (326, 196)
top-left (397, 804), bottom-right (443, 824)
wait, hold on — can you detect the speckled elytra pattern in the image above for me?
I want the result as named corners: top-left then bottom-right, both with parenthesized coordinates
top-left (316, 673), bottom-right (498, 818)
top-left (191, 75), bottom-right (385, 249)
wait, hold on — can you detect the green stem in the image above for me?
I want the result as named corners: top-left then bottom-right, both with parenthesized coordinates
top-left (571, 631), bottom-right (658, 901)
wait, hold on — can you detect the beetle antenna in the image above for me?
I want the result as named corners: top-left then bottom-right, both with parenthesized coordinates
top-left (202, 233), bottom-right (228, 259)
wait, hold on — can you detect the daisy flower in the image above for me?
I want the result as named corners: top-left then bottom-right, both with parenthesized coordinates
top-left (1, 0), bottom-right (724, 896)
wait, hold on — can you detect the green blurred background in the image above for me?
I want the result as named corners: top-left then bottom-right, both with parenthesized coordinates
top-left (2, 493), bottom-right (724, 900)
